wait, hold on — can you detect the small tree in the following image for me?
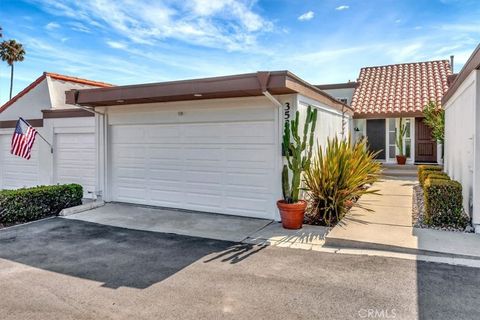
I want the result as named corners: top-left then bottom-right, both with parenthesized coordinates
top-left (423, 101), bottom-right (444, 144)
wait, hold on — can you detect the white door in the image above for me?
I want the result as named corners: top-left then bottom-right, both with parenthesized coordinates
top-left (0, 134), bottom-right (40, 190)
top-left (55, 132), bottom-right (96, 198)
top-left (109, 107), bottom-right (277, 219)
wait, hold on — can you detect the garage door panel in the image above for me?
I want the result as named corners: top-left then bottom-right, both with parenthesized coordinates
top-left (1, 135), bottom-right (40, 190)
top-left (225, 121), bottom-right (275, 144)
top-left (146, 125), bottom-right (181, 143)
top-left (55, 132), bottom-right (95, 197)
top-left (110, 106), bottom-right (277, 219)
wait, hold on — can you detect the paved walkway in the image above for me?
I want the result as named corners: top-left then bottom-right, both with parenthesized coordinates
top-left (325, 179), bottom-right (480, 259)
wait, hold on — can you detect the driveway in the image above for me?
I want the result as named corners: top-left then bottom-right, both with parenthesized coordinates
top-left (1, 218), bottom-right (480, 320)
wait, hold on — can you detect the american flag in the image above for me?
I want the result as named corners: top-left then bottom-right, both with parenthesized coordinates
top-left (11, 118), bottom-right (37, 160)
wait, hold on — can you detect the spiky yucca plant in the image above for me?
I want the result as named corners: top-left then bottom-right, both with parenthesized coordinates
top-left (303, 137), bottom-right (381, 226)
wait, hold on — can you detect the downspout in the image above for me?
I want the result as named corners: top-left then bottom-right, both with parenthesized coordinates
top-left (68, 89), bottom-right (106, 201)
top-left (70, 90), bottom-right (104, 115)
top-left (257, 71), bottom-right (283, 108)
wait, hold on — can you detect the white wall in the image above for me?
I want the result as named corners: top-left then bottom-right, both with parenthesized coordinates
top-left (444, 70), bottom-right (479, 228)
top-left (296, 94), bottom-right (351, 148)
top-left (47, 77), bottom-right (105, 109)
top-left (0, 79), bottom-right (51, 120)
top-left (321, 87), bottom-right (355, 105)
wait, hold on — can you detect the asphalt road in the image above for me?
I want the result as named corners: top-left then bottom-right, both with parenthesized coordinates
top-left (0, 218), bottom-right (479, 320)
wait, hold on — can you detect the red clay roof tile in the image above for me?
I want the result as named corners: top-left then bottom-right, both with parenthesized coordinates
top-left (351, 60), bottom-right (451, 116)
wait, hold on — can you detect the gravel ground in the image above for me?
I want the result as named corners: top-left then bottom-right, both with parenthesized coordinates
top-left (412, 184), bottom-right (473, 232)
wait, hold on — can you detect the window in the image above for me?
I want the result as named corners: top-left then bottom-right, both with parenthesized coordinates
top-left (404, 119), bottom-right (412, 158)
top-left (388, 118), bottom-right (396, 159)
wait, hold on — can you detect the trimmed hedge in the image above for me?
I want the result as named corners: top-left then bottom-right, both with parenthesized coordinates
top-left (419, 168), bottom-right (446, 187)
top-left (423, 179), bottom-right (468, 228)
top-left (0, 184), bottom-right (83, 226)
top-left (424, 173), bottom-right (450, 185)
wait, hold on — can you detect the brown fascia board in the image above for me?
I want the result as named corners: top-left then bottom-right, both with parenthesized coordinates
top-left (0, 119), bottom-right (43, 128)
top-left (442, 43), bottom-right (480, 105)
top-left (315, 82), bottom-right (357, 90)
top-left (42, 108), bottom-right (94, 118)
top-left (66, 70), bottom-right (352, 114)
top-left (67, 72), bottom-right (291, 106)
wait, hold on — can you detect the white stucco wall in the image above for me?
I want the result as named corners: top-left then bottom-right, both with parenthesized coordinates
top-left (0, 78), bottom-right (51, 120)
top-left (444, 70), bottom-right (479, 228)
top-left (320, 87), bottom-right (355, 105)
top-left (47, 77), bottom-right (105, 109)
top-left (0, 75), bottom-right (97, 194)
top-left (296, 94), bottom-right (351, 149)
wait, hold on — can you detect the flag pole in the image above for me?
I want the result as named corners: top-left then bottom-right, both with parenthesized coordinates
top-left (19, 117), bottom-right (53, 153)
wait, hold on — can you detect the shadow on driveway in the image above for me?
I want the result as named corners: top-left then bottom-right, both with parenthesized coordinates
top-left (0, 218), bottom-right (264, 289)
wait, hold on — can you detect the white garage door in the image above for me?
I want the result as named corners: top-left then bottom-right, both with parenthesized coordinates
top-left (0, 134), bottom-right (40, 190)
top-left (110, 108), bottom-right (277, 219)
top-left (55, 132), bottom-right (96, 198)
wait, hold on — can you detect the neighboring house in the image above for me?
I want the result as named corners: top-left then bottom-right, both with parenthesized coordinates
top-left (316, 81), bottom-right (357, 106)
top-left (65, 71), bottom-right (353, 220)
top-left (442, 44), bottom-right (480, 232)
top-left (321, 60), bottom-right (452, 164)
top-left (0, 72), bottom-right (112, 197)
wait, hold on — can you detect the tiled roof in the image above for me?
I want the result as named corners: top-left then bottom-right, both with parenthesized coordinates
top-left (351, 60), bottom-right (452, 116)
top-left (0, 72), bottom-right (113, 113)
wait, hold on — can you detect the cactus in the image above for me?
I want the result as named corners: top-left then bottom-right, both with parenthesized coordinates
top-left (282, 105), bottom-right (318, 203)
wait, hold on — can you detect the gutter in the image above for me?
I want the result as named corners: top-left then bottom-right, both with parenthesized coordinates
top-left (257, 71), bottom-right (283, 108)
top-left (67, 89), bottom-right (104, 115)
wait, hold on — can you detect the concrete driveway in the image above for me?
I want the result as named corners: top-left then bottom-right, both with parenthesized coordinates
top-left (1, 218), bottom-right (480, 320)
top-left (64, 202), bottom-right (272, 242)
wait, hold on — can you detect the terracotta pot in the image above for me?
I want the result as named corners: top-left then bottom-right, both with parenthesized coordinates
top-left (277, 200), bottom-right (307, 230)
top-left (396, 155), bottom-right (407, 165)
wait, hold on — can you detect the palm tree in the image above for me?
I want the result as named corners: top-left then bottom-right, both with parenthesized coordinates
top-left (0, 39), bottom-right (26, 99)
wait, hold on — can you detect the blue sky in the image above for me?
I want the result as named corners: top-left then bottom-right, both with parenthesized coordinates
top-left (0, 0), bottom-right (479, 104)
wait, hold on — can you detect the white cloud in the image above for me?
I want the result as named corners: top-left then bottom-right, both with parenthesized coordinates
top-left (298, 11), bottom-right (314, 21)
top-left (32, 0), bottom-right (273, 51)
top-left (106, 40), bottom-right (127, 49)
top-left (45, 22), bottom-right (60, 30)
top-left (335, 5), bottom-right (349, 11)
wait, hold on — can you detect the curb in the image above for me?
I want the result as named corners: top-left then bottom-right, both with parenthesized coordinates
top-left (59, 200), bottom-right (105, 216)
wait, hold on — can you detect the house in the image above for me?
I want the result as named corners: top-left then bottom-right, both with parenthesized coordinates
top-left (0, 72), bottom-right (112, 197)
top-left (321, 60), bottom-right (452, 164)
top-left (65, 71), bottom-right (353, 220)
top-left (442, 44), bottom-right (480, 232)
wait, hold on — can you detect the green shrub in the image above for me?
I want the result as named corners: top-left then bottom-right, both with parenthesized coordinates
top-left (418, 165), bottom-right (442, 184)
top-left (0, 184), bottom-right (83, 226)
top-left (424, 173), bottom-right (450, 185)
top-left (423, 179), bottom-right (468, 228)
top-left (419, 168), bottom-right (445, 186)
top-left (304, 137), bottom-right (381, 226)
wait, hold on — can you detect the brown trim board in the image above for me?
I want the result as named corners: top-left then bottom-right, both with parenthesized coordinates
top-left (315, 82), bottom-right (357, 90)
top-left (0, 119), bottom-right (43, 128)
top-left (66, 70), bottom-right (353, 114)
top-left (42, 109), bottom-right (94, 118)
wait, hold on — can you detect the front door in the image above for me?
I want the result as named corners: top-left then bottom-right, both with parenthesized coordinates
top-left (415, 118), bottom-right (437, 163)
top-left (366, 119), bottom-right (386, 159)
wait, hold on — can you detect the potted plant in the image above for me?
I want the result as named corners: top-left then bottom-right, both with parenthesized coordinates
top-left (278, 105), bottom-right (317, 229)
top-left (395, 117), bottom-right (407, 165)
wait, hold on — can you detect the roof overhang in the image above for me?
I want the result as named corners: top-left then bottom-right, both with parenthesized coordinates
top-left (315, 82), bottom-right (357, 90)
top-left (66, 71), bottom-right (353, 115)
top-left (442, 43), bottom-right (480, 105)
